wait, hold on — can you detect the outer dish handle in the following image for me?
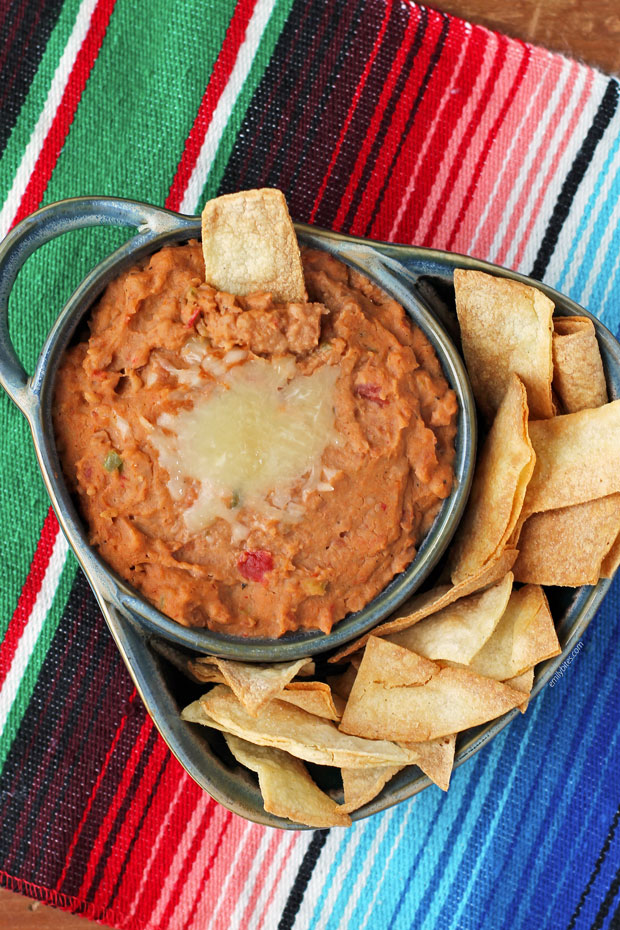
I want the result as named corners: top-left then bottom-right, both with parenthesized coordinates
top-left (0, 196), bottom-right (195, 414)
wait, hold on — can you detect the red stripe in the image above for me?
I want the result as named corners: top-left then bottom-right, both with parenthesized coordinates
top-left (0, 508), bottom-right (59, 688)
top-left (331, 4), bottom-right (423, 231)
top-left (165, 0), bottom-right (258, 212)
top-left (390, 23), bottom-right (486, 243)
top-left (54, 688), bottom-right (139, 891)
top-left (308, 0), bottom-right (393, 223)
top-left (10, 0), bottom-right (118, 231)
top-left (75, 715), bottom-right (155, 899)
top-left (444, 40), bottom-right (532, 251)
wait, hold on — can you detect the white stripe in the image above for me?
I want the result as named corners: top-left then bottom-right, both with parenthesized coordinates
top-left (126, 770), bottom-right (191, 920)
top-left (469, 56), bottom-right (571, 256)
top-left (485, 58), bottom-right (575, 263)
top-left (312, 826), bottom-right (368, 930)
top-left (0, 531), bottom-right (68, 736)
top-left (0, 0), bottom-right (99, 238)
top-left (146, 792), bottom-right (212, 930)
top-left (228, 829), bottom-right (275, 930)
top-left (292, 828), bottom-right (353, 930)
top-left (247, 830), bottom-right (301, 930)
top-left (357, 806), bottom-right (416, 930)
top-left (194, 819), bottom-right (259, 929)
top-left (179, 0), bottom-right (279, 214)
top-left (255, 831), bottom-right (316, 930)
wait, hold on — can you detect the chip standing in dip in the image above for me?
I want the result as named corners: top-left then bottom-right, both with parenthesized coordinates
top-left (53, 193), bottom-right (457, 639)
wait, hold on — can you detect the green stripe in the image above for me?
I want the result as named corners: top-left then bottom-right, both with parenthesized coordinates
top-left (0, 554), bottom-right (77, 775)
top-left (0, 0), bottom-right (84, 206)
top-left (199, 0), bottom-right (296, 206)
top-left (0, 0), bottom-right (238, 624)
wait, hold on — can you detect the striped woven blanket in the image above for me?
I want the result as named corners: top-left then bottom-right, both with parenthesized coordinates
top-left (1, 2), bottom-right (620, 928)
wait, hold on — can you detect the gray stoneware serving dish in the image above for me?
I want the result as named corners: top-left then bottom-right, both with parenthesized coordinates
top-left (0, 196), bottom-right (617, 829)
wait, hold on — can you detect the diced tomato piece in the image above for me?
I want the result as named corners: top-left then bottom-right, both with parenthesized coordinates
top-left (237, 549), bottom-right (274, 583)
top-left (186, 307), bottom-right (202, 328)
top-left (355, 383), bottom-right (388, 406)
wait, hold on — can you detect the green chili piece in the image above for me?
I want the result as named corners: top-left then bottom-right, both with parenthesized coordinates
top-left (103, 451), bottom-right (123, 472)
top-left (228, 489), bottom-right (241, 509)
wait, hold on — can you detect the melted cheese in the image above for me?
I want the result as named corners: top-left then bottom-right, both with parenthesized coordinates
top-left (151, 356), bottom-right (340, 533)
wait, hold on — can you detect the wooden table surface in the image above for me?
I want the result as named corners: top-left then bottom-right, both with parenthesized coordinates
top-left (1, 2), bottom-right (618, 928)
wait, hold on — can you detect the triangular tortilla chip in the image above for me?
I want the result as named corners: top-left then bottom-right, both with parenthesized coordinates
top-left (505, 667), bottom-right (534, 714)
top-left (339, 638), bottom-right (525, 742)
top-left (462, 585), bottom-right (560, 680)
top-left (450, 374), bottom-right (535, 584)
top-left (552, 316), bottom-right (608, 413)
top-left (399, 733), bottom-right (457, 791)
top-left (386, 574), bottom-right (513, 663)
top-left (513, 495), bottom-right (620, 586)
top-left (199, 685), bottom-right (429, 768)
top-left (224, 733), bottom-right (351, 828)
top-left (201, 189), bottom-right (306, 302)
top-left (454, 269), bottom-right (554, 420)
top-left (523, 400), bottom-right (620, 515)
top-left (188, 656), bottom-right (313, 715)
top-left (279, 682), bottom-right (345, 721)
top-left (327, 549), bottom-right (518, 664)
top-left (340, 766), bottom-right (403, 813)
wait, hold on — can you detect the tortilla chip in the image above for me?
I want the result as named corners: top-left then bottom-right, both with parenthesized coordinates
top-left (339, 638), bottom-right (525, 742)
top-left (386, 573), bottom-right (513, 663)
top-left (552, 316), bottom-right (608, 413)
top-left (199, 685), bottom-right (429, 768)
top-left (224, 733), bottom-right (351, 828)
top-left (201, 189), bottom-right (306, 302)
top-left (449, 375), bottom-right (535, 584)
top-left (188, 656), bottom-right (313, 715)
top-left (340, 766), bottom-right (403, 813)
top-left (601, 528), bottom-right (620, 578)
top-left (454, 269), bottom-right (554, 420)
top-left (328, 550), bottom-right (518, 664)
top-left (278, 682), bottom-right (345, 721)
top-left (462, 585), bottom-right (560, 680)
top-left (327, 664), bottom-right (359, 701)
top-left (523, 400), bottom-right (620, 515)
top-left (513, 494), bottom-right (620, 586)
top-left (399, 733), bottom-right (457, 791)
top-left (505, 667), bottom-right (534, 713)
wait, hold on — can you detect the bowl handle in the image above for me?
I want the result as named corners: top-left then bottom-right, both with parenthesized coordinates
top-left (0, 196), bottom-right (196, 415)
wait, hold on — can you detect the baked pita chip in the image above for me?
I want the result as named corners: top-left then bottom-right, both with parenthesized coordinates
top-left (552, 316), bottom-right (608, 413)
top-left (450, 375), bottom-right (535, 584)
top-left (504, 667), bottom-right (534, 713)
top-left (454, 269), bottom-right (554, 420)
top-left (386, 573), bottom-right (513, 663)
top-left (340, 766), bottom-right (403, 813)
top-left (199, 685), bottom-right (429, 768)
top-left (201, 189), bottom-right (306, 302)
top-left (278, 682), bottom-right (345, 721)
top-left (328, 550), bottom-right (518, 664)
top-left (224, 733), bottom-right (351, 828)
top-left (188, 656), bottom-right (313, 715)
top-left (462, 585), bottom-right (560, 680)
top-left (513, 494), bottom-right (620, 586)
top-left (339, 638), bottom-right (525, 742)
top-left (523, 400), bottom-right (620, 515)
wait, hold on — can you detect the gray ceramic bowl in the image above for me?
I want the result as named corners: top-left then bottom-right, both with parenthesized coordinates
top-left (1, 196), bottom-right (618, 829)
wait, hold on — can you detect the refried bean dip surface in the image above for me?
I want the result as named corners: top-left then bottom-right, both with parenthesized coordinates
top-left (53, 242), bottom-right (458, 638)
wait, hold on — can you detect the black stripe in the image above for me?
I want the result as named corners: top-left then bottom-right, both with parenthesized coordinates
top-left (566, 802), bottom-right (620, 930)
top-left (277, 829), bottom-right (330, 930)
top-left (0, 0), bottom-right (66, 158)
top-left (530, 79), bottom-right (620, 282)
top-left (591, 862), bottom-right (620, 930)
top-left (340, 7), bottom-right (429, 232)
top-left (363, 12), bottom-right (450, 237)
